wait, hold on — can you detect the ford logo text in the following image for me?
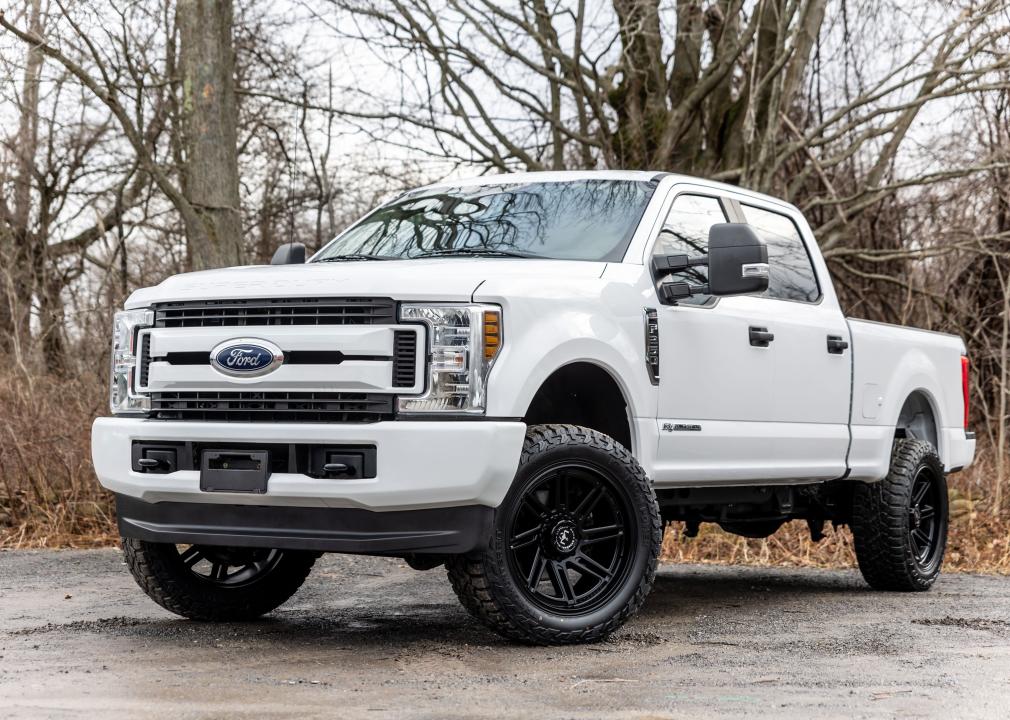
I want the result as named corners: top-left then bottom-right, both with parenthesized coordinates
top-left (209, 339), bottom-right (284, 378)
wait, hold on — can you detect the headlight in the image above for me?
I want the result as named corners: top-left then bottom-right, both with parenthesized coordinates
top-left (398, 303), bottom-right (502, 414)
top-left (110, 308), bottom-right (153, 414)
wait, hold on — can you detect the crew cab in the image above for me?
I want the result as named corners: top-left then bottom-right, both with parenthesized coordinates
top-left (92, 171), bottom-right (976, 644)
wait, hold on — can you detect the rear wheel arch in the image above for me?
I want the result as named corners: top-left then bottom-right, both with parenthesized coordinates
top-left (894, 390), bottom-right (940, 454)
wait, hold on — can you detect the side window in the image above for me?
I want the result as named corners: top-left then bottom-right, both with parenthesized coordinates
top-left (652, 194), bottom-right (728, 306)
top-left (742, 204), bottom-right (820, 303)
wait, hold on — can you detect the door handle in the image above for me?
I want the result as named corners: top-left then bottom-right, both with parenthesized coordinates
top-left (749, 326), bottom-right (774, 347)
top-left (827, 335), bottom-right (849, 354)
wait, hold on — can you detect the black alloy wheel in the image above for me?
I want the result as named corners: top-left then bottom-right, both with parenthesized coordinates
top-left (176, 545), bottom-right (284, 588)
top-left (446, 424), bottom-right (662, 645)
top-left (122, 537), bottom-right (317, 620)
top-left (505, 461), bottom-right (634, 615)
top-left (907, 465), bottom-right (943, 574)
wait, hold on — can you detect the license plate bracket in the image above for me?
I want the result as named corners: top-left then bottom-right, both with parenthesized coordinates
top-left (200, 449), bottom-right (271, 493)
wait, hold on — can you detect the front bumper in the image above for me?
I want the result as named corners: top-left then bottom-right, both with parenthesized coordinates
top-left (115, 494), bottom-right (494, 554)
top-left (92, 417), bottom-right (526, 511)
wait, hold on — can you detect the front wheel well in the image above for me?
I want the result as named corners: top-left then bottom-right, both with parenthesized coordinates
top-left (523, 363), bottom-right (633, 453)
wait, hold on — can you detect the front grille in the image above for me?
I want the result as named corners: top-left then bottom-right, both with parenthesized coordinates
top-left (150, 391), bottom-right (393, 423)
top-left (154, 297), bottom-right (396, 328)
top-left (392, 330), bottom-right (417, 388)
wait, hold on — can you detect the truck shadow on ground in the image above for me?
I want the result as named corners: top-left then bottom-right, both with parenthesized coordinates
top-left (9, 565), bottom-right (872, 651)
top-left (637, 568), bottom-right (870, 621)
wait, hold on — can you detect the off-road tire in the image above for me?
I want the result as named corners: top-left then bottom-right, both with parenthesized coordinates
top-left (851, 439), bottom-right (948, 591)
top-left (446, 424), bottom-right (662, 645)
top-left (122, 538), bottom-right (317, 621)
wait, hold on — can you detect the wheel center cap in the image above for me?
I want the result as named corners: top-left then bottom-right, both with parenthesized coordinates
top-left (551, 520), bottom-right (578, 554)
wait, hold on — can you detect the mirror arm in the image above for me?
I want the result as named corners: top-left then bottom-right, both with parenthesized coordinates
top-left (659, 281), bottom-right (710, 304)
top-left (652, 253), bottom-right (709, 277)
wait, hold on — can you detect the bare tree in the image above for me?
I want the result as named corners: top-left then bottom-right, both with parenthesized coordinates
top-left (1, 1), bottom-right (242, 272)
top-left (0, 1), bottom-right (158, 368)
top-left (285, 1), bottom-right (1009, 243)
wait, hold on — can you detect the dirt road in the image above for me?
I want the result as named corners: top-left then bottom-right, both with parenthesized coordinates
top-left (1, 549), bottom-right (1008, 719)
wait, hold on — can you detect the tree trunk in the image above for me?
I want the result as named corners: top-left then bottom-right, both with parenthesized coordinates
top-left (1, 0), bottom-right (43, 355)
top-left (176, 0), bottom-right (243, 270)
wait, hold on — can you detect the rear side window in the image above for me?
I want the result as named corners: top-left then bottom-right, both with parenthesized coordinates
top-left (652, 194), bottom-right (728, 306)
top-left (741, 205), bottom-right (820, 303)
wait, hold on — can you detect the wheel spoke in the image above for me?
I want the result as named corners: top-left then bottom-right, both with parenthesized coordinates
top-left (509, 524), bottom-right (543, 551)
top-left (179, 546), bottom-right (203, 568)
top-left (910, 529), bottom-right (931, 558)
top-left (554, 471), bottom-right (569, 511)
top-left (211, 562), bottom-right (229, 580)
top-left (525, 548), bottom-right (546, 590)
top-left (909, 531), bottom-right (922, 558)
top-left (570, 552), bottom-right (613, 582)
top-left (573, 484), bottom-right (603, 521)
top-left (581, 524), bottom-right (623, 545)
top-left (912, 477), bottom-right (930, 507)
top-left (522, 494), bottom-right (547, 516)
top-left (547, 560), bottom-right (575, 604)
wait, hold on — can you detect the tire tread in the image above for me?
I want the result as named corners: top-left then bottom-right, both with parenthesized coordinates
top-left (851, 439), bottom-right (947, 592)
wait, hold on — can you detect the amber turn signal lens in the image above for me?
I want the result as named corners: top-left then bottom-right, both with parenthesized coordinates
top-left (483, 310), bottom-right (501, 361)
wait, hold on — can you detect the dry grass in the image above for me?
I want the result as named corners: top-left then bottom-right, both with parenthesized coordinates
top-left (2, 368), bottom-right (1009, 574)
top-left (0, 369), bottom-right (117, 549)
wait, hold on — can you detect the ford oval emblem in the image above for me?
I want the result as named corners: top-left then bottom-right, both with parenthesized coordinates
top-left (209, 339), bottom-right (284, 378)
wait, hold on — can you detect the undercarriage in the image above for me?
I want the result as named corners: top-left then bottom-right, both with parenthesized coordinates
top-left (656, 482), bottom-right (856, 540)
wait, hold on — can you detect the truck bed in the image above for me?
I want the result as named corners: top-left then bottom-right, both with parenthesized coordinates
top-left (845, 318), bottom-right (973, 479)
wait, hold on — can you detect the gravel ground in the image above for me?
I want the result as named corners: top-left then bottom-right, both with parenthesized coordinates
top-left (1, 549), bottom-right (1008, 719)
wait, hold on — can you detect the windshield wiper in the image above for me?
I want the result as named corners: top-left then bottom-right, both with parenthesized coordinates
top-left (315, 253), bottom-right (393, 262)
top-left (410, 248), bottom-right (538, 259)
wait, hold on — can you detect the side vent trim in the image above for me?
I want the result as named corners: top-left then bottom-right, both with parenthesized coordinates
top-left (644, 308), bottom-right (660, 386)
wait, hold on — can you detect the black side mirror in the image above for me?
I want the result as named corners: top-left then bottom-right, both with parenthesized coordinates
top-left (653, 223), bottom-right (768, 303)
top-left (707, 224), bottom-right (768, 296)
top-left (271, 242), bottom-right (306, 265)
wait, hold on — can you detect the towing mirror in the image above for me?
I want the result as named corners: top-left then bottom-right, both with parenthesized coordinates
top-left (270, 242), bottom-right (306, 265)
top-left (707, 224), bottom-right (769, 297)
top-left (653, 223), bottom-right (768, 303)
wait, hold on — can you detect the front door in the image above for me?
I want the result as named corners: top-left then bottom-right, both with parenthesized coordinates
top-left (651, 193), bottom-right (782, 485)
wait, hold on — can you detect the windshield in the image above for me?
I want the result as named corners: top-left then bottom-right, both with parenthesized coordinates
top-left (312, 179), bottom-right (656, 263)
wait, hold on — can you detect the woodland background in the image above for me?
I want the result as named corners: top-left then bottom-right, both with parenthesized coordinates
top-left (1, 0), bottom-right (1009, 571)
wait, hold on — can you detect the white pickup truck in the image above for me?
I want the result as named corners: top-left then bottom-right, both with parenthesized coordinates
top-left (93, 171), bottom-right (976, 644)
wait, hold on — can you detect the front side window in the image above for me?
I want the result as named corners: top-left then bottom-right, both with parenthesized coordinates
top-left (651, 194), bottom-right (728, 306)
top-left (313, 180), bottom-right (656, 263)
top-left (741, 204), bottom-right (820, 303)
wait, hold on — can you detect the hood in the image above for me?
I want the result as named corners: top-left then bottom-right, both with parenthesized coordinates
top-left (125, 258), bottom-right (607, 308)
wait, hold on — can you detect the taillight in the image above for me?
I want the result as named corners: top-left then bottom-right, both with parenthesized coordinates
top-left (961, 355), bottom-right (970, 428)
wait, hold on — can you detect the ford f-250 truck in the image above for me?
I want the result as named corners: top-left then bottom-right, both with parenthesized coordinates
top-left (92, 171), bottom-right (976, 645)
